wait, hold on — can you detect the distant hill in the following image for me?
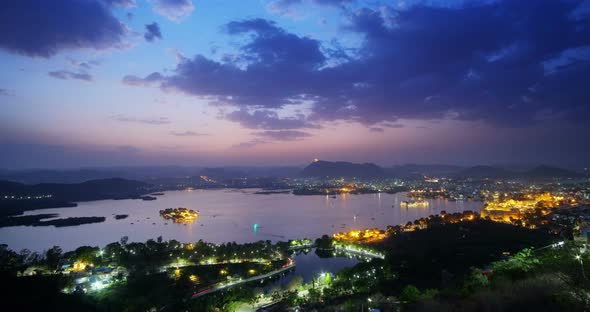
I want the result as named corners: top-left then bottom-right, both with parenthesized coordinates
top-left (524, 165), bottom-right (583, 178)
top-left (454, 165), bottom-right (583, 179)
top-left (301, 160), bottom-right (385, 178)
top-left (0, 178), bottom-right (152, 216)
top-left (387, 164), bottom-right (464, 178)
top-left (0, 178), bottom-right (150, 201)
top-left (454, 166), bottom-right (514, 178)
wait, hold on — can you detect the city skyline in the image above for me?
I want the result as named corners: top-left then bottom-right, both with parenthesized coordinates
top-left (1, 0), bottom-right (590, 168)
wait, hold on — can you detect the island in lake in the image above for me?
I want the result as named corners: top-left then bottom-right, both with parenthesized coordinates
top-left (159, 207), bottom-right (199, 224)
top-left (114, 214), bottom-right (129, 220)
top-left (0, 214), bottom-right (106, 228)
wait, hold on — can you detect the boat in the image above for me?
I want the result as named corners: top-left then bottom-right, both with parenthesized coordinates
top-left (400, 199), bottom-right (429, 207)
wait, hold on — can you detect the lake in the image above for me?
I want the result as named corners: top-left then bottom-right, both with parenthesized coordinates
top-left (0, 189), bottom-right (483, 252)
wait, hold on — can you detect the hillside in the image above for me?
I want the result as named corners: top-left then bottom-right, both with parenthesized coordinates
top-left (301, 160), bottom-right (385, 178)
top-left (454, 165), bottom-right (514, 178)
top-left (0, 178), bottom-right (152, 216)
top-left (524, 165), bottom-right (582, 178)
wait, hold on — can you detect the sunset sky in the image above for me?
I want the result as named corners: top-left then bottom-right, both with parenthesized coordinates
top-left (1, 0), bottom-right (590, 168)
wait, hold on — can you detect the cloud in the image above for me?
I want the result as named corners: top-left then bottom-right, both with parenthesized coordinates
top-left (232, 138), bottom-right (268, 149)
top-left (382, 123), bottom-right (404, 128)
top-left (149, 0), bottom-right (194, 22)
top-left (233, 129), bottom-right (312, 149)
top-left (369, 127), bottom-right (384, 132)
top-left (66, 57), bottom-right (100, 70)
top-left (144, 22), bottom-right (162, 42)
top-left (122, 72), bottom-right (164, 86)
top-left (269, 0), bottom-right (353, 10)
top-left (169, 130), bottom-right (208, 136)
top-left (0, 0), bottom-right (127, 58)
top-left (225, 108), bottom-right (319, 130)
top-left (0, 89), bottom-right (12, 96)
top-left (126, 1), bottom-right (590, 128)
top-left (110, 114), bottom-right (171, 125)
top-left (252, 130), bottom-right (312, 141)
top-left (102, 0), bottom-right (136, 7)
top-left (48, 70), bottom-right (93, 82)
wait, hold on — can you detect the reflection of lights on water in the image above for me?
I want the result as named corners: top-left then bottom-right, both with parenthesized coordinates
top-left (253, 223), bottom-right (258, 233)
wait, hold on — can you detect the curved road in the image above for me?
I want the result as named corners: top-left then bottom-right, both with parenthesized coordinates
top-left (191, 262), bottom-right (295, 299)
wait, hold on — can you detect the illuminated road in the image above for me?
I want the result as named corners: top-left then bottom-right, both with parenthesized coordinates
top-left (333, 245), bottom-right (385, 259)
top-left (191, 262), bottom-right (295, 299)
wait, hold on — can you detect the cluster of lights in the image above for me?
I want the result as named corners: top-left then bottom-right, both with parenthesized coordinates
top-left (481, 192), bottom-right (573, 224)
top-left (333, 228), bottom-right (388, 243)
top-left (2, 194), bottom-right (53, 200)
top-left (159, 207), bottom-right (199, 224)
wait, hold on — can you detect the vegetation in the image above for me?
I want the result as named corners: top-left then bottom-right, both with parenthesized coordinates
top-left (0, 214), bottom-right (106, 228)
top-left (0, 215), bottom-right (587, 311)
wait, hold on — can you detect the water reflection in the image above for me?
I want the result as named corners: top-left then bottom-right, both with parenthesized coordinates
top-left (268, 248), bottom-right (362, 289)
top-left (0, 189), bottom-right (483, 251)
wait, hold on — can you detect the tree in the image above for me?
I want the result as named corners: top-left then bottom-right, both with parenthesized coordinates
top-left (492, 248), bottom-right (540, 279)
top-left (287, 275), bottom-right (304, 291)
top-left (315, 235), bottom-right (333, 250)
top-left (74, 246), bottom-right (99, 264)
top-left (400, 285), bottom-right (421, 303)
top-left (45, 246), bottom-right (63, 271)
top-left (461, 267), bottom-right (489, 295)
top-left (0, 244), bottom-right (23, 274)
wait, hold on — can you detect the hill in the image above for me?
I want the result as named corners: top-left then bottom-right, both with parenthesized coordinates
top-left (524, 165), bottom-right (582, 178)
top-left (454, 165), bottom-right (514, 178)
top-left (0, 178), bottom-right (152, 216)
top-left (301, 160), bottom-right (385, 178)
top-left (387, 164), bottom-right (464, 178)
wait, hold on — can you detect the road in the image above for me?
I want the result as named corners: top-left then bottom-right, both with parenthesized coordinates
top-left (191, 263), bottom-right (295, 299)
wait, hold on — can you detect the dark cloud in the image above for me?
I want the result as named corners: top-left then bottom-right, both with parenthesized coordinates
top-left (48, 70), bottom-right (93, 82)
top-left (144, 22), bottom-right (162, 42)
top-left (369, 127), bottom-right (384, 132)
top-left (149, 0), bottom-right (194, 21)
top-left (0, 89), bottom-right (12, 96)
top-left (169, 130), bottom-right (209, 137)
top-left (253, 130), bottom-right (312, 141)
top-left (110, 114), bottom-right (171, 125)
top-left (143, 17), bottom-right (327, 115)
top-left (0, 0), bottom-right (127, 58)
top-left (225, 109), bottom-right (319, 130)
top-left (128, 0), bottom-right (590, 129)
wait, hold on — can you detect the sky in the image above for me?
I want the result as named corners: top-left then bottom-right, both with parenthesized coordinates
top-left (1, 0), bottom-right (589, 169)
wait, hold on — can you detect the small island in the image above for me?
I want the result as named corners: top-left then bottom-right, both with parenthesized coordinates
top-left (400, 199), bottom-right (429, 208)
top-left (114, 214), bottom-right (129, 220)
top-left (254, 190), bottom-right (291, 195)
top-left (159, 207), bottom-right (199, 224)
top-left (0, 214), bottom-right (106, 228)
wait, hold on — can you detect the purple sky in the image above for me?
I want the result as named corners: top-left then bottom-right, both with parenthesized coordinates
top-left (1, 0), bottom-right (590, 169)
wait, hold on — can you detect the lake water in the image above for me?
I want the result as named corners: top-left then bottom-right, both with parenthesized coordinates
top-left (0, 189), bottom-right (483, 252)
top-left (264, 248), bottom-right (361, 291)
top-left (289, 249), bottom-right (360, 283)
